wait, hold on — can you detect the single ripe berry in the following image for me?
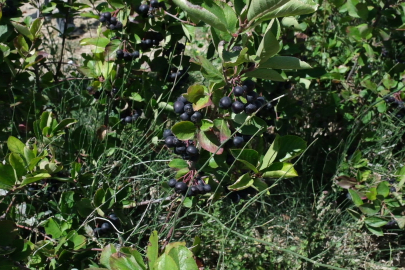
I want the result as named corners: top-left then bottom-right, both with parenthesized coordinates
top-left (384, 96), bottom-right (395, 103)
top-left (175, 146), bottom-right (186, 154)
top-left (101, 222), bottom-right (112, 231)
top-left (123, 52), bottom-right (132, 61)
top-left (144, 39), bottom-right (153, 47)
top-left (177, 96), bottom-right (189, 104)
top-left (180, 112), bottom-right (190, 121)
top-left (233, 136), bottom-right (244, 148)
top-left (197, 179), bottom-right (204, 185)
top-left (184, 103), bottom-right (194, 115)
top-left (99, 15), bottom-right (106, 22)
top-left (173, 137), bottom-right (183, 147)
top-left (152, 39), bottom-right (159, 46)
top-left (256, 96), bottom-right (266, 106)
top-left (109, 213), bottom-right (119, 222)
top-left (232, 101), bottom-right (245, 114)
top-left (175, 182), bottom-right (187, 194)
top-left (196, 184), bottom-right (205, 194)
top-left (190, 111), bottom-right (202, 123)
top-left (116, 49), bottom-right (124, 59)
top-left (109, 24), bottom-right (116, 30)
top-left (219, 96), bottom-right (232, 109)
top-left (150, 0), bottom-right (159, 8)
top-left (233, 86), bottom-right (245, 96)
top-left (163, 129), bottom-right (173, 139)
top-left (244, 103), bottom-right (257, 114)
top-left (115, 22), bottom-right (123, 30)
top-left (112, 88), bottom-right (118, 95)
top-left (138, 4), bottom-right (149, 15)
top-left (110, 17), bottom-right (117, 24)
top-left (232, 46), bottom-right (243, 51)
top-left (168, 179), bottom-right (177, 188)
top-left (132, 51), bottom-right (140, 59)
top-left (203, 184), bottom-right (212, 193)
top-left (190, 186), bottom-right (199, 195)
top-left (174, 101), bottom-right (185, 114)
top-left (390, 186), bottom-right (396, 193)
top-left (125, 116), bottom-right (133, 123)
top-left (165, 136), bottom-right (176, 148)
top-left (246, 91), bottom-right (257, 103)
top-left (243, 79), bottom-right (255, 92)
top-left (103, 12), bottom-right (111, 20)
top-left (186, 145), bottom-right (199, 156)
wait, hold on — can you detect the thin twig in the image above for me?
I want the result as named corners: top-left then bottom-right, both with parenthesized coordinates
top-left (16, 224), bottom-right (57, 243)
top-left (164, 11), bottom-right (196, 26)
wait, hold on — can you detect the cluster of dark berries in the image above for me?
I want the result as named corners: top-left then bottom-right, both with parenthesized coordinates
top-left (219, 79), bottom-right (270, 115)
top-left (99, 12), bottom-right (123, 31)
top-left (163, 129), bottom-right (199, 161)
top-left (173, 95), bottom-right (202, 123)
top-left (2, 0), bottom-right (18, 17)
top-left (140, 32), bottom-right (164, 50)
top-left (120, 109), bottom-right (142, 124)
top-left (168, 69), bottom-right (189, 82)
top-left (168, 177), bottom-right (211, 197)
top-left (137, 0), bottom-right (165, 18)
top-left (116, 49), bottom-right (140, 61)
top-left (93, 213), bottom-right (120, 237)
top-left (384, 95), bottom-right (405, 119)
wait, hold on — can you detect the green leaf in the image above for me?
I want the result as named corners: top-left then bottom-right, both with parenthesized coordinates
top-left (147, 231), bottom-right (159, 270)
top-left (245, 69), bottom-right (285, 81)
top-left (169, 159), bottom-right (189, 170)
top-left (93, 188), bottom-right (106, 208)
top-left (76, 198), bottom-right (94, 218)
top-left (110, 252), bottom-right (144, 270)
top-left (168, 245), bottom-right (198, 270)
top-left (222, 47), bottom-right (249, 68)
top-left (377, 181), bottom-right (389, 198)
top-left (172, 121), bottom-right (196, 140)
top-left (260, 56), bottom-right (312, 69)
top-left (260, 135), bottom-right (279, 171)
top-left (20, 173), bottom-right (51, 186)
top-left (7, 136), bottom-right (25, 156)
top-left (175, 168), bottom-right (190, 179)
top-left (228, 173), bottom-right (254, 191)
top-left (197, 55), bottom-right (224, 83)
top-left (52, 118), bottom-right (78, 134)
top-left (193, 95), bottom-right (213, 111)
top-left (80, 37), bottom-right (111, 48)
top-left (200, 119), bottom-right (213, 131)
top-left (232, 113), bottom-right (267, 135)
top-left (155, 253), bottom-right (179, 270)
top-left (396, 217), bottom-right (405, 229)
top-left (364, 217), bottom-right (388, 228)
top-left (365, 187), bottom-right (377, 201)
top-left (252, 178), bottom-right (269, 195)
top-left (259, 0), bottom-right (318, 21)
top-left (213, 119), bottom-right (231, 143)
top-left (0, 220), bottom-right (18, 246)
top-left (44, 218), bottom-right (63, 238)
top-left (108, 0), bottom-right (125, 9)
top-left (40, 111), bottom-right (53, 130)
top-left (348, 189), bottom-right (363, 206)
top-left (30, 18), bottom-right (43, 37)
top-left (365, 224), bottom-right (383, 237)
top-left (257, 19), bottom-right (280, 63)
top-left (11, 22), bottom-right (34, 41)
top-left (100, 244), bottom-right (117, 269)
top-left (13, 35), bottom-right (29, 56)
top-left (66, 231), bottom-right (86, 250)
top-left (231, 149), bottom-right (259, 168)
top-left (197, 130), bottom-right (224, 155)
top-left (9, 153), bottom-right (27, 178)
top-left (185, 85), bottom-right (206, 103)
top-left (183, 196), bottom-right (198, 208)
top-left (275, 135), bottom-right (307, 162)
top-left (172, 0), bottom-right (227, 32)
top-left (247, 0), bottom-right (290, 22)
top-left (191, 236), bottom-right (201, 256)
top-left (261, 162), bottom-right (298, 178)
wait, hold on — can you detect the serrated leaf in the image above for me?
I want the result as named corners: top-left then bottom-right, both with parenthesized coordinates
top-left (261, 162), bottom-right (298, 178)
top-left (223, 47), bottom-right (249, 68)
top-left (200, 119), bottom-right (213, 131)
top-left (193, 95), bottom-right (213, 111)
top-left (260, 56), bottom-right (311, 69)
top-left (228, 173), bottom-right (254, 191)
top-left (172, 121), bottom-right (196, 140)
top-left (260, 0), bottom-right (318, 21)
top-left (100, 244), bottom-right (117, 269)
top-left (197, 130), bottom-right (223, 155)
top-left (247, 0), bottom-right (290, 22)
top-left (30, 18), bottom-right (43, 37)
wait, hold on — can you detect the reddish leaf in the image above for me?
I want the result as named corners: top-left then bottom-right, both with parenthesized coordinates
top-left (197, 130), bottom-right (223, 155)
